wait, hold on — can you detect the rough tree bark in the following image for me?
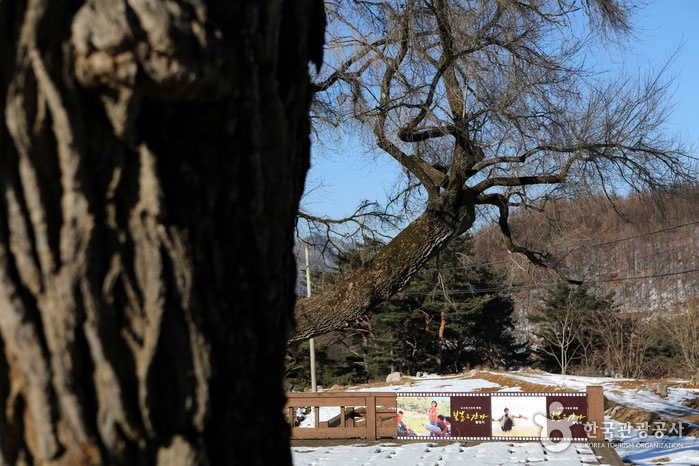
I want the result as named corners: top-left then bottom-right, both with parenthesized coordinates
top-left (0, 1), bottom-right (322, 465)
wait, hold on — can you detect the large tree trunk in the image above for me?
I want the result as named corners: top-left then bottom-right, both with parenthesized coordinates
top-left (0, 1), bottom-right (321, 465)
top-left (292, 193), bottom-right (475, 342)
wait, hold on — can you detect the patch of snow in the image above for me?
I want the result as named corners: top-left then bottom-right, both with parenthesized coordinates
top-left (497, 370), bottom-right (633, 391)
top-left (612, 389), bottom-right (699, 418)
top-left (298, 407), bottom-right (342, 428)
top-left (352, 376), bottom-right (503, 393)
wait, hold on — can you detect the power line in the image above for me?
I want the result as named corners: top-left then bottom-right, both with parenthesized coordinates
top-left (598, 267), bottom-right (699, 284)
top-left (562, 219), bottom-right (699, 252)
top-left (417, 219), bottom-right (699, 273)
top-left (400, 267), bottom-right (699, 297)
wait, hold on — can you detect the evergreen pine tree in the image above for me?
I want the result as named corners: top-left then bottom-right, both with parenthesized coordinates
top-left (364, 235), bottom-right (527, 376)
top-left (289, 235), bottom-right (528, 385)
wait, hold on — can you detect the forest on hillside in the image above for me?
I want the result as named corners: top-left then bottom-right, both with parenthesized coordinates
top-left (288, 185), bottom-right (699, 390)
top-left (472, 183), bottom-right (699, 322)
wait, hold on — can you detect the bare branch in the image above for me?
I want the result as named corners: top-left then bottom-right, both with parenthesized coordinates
top-left (477, 193), bottom-right (582, 285)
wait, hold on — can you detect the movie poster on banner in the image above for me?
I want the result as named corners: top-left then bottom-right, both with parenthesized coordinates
top-left (544, 393), bottom-right (588, 440)
top-left (396, 392), bottom-right (589, 441)
top-left (395, 396), bottom-right (451, 437)
top-left (449, 395), bottom-right (491, 439)
top-left (490, 395), bottom-right (546, 439)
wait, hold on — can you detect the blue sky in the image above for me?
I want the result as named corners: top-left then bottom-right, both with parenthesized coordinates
top-left (300, 0), bottom-right (699, 232)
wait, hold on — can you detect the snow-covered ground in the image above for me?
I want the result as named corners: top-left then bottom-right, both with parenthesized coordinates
top-left (291, 370), bottom-right (699, 465)
top-left (292, 440), bottom-right (611, 466)
top-left (607, 419), bottom-right (699, 466)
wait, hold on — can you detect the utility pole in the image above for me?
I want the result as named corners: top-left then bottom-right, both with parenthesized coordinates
top-left (305, 243), bottom-right (317, 392)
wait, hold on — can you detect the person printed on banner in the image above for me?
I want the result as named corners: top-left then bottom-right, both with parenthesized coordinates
top-left (497, 408), bottom-right (526, 432)
top-left (428, 400), bottom-right (438, 426)
top-left (425, 415), bottom-right (448, 436)
top-left (396, 411), bottom-right (415, 437)
top-left (444, 416), bottom-right (452, 437)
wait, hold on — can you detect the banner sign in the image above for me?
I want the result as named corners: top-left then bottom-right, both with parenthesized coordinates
top-left (396, 392), bottom-right (588, 441)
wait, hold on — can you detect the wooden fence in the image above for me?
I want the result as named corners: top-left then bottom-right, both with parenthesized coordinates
top-left (285, 392), bottom-right (397, 440)
top-left (285, 386), bottom-right (605, 441)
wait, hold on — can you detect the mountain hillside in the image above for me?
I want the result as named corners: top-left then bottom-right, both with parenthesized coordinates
top-left (471, 185), bottom-right (699, 327)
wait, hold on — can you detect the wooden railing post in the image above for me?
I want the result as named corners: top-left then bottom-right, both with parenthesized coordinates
top-left (586, 386), bottom-right (605, 441)
top-left (366, 395), bottom-right (376, 441)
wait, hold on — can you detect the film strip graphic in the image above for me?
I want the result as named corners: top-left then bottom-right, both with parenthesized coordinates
top-left (397, 392), bottom-right (587, 397)
top-left (396, 392), bottom-right (588, 442)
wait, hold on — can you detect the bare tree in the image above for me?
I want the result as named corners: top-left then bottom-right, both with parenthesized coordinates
top-left (1, 1), bottom-right (323, 464)
top-left (592, 308), bottom-right (652, 378)
top-left (291, 0), bottom-right (692, 342)
top-left (660, 302), bottom-right (699, 381)
top-left (531, 293), bottom-right (580, 375)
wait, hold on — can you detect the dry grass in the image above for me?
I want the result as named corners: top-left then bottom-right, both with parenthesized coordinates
top-left (468, 371), bottom-right (576, 393)
top-left (610, 379), bottom-right (699, 390)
